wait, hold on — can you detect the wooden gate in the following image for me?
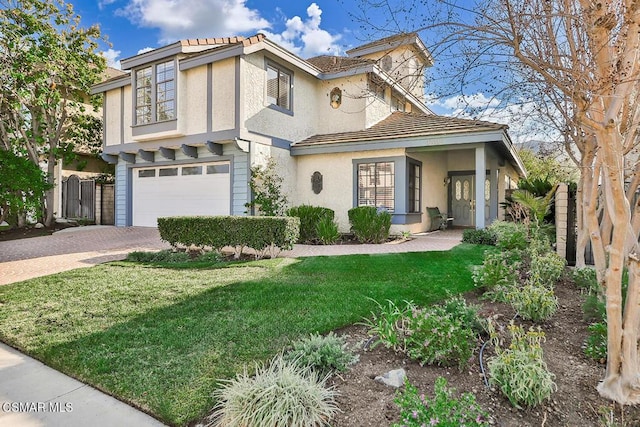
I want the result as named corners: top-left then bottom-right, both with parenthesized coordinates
top-left (62, 175), bottom-right (95, 221)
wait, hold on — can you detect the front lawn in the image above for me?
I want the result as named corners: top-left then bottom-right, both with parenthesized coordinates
top-left (0, 244), bottom-right (486, 426)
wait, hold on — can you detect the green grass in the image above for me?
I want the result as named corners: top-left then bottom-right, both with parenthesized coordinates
top-left (0, 244), bottom-right (487, 426)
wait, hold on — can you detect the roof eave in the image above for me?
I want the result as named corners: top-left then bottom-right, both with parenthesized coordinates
top-left (91, 74), bottom-right (130, 94)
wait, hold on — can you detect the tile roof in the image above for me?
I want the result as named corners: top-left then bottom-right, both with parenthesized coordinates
top-left (305, 55), bottom-right (374, 73)
top-left (346, 32), bottom-right (419, 56)
top-left (294, 112), bottom-right (507, 146)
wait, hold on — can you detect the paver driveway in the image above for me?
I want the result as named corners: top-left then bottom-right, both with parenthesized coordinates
top-left (0, 226), bottom-right (170, 285)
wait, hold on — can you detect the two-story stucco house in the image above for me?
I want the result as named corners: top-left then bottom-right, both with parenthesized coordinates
top-left (92, 32), bottom-right (525, 232)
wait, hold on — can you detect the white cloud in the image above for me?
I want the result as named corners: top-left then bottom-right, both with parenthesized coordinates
top-left (118, 0), bottom-right (269, 44)
top-left (262, 3), bottom-right (341, 57)
top-left (102, 48), bottom-right (122, 69)
top-left (99, 0), bottom-right (117, 10)
top-left (137, 47), bottom-right (155, 54)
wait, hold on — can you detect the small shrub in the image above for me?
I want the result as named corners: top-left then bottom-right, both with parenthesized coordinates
top-left (212, 355), bottom-right (338, 427)
top-left (348, 206), bottom-right (391, 243)
top-left (488, 323), bottom-right (556, 408)
top-left (508, 284), bottom-right (558, 322)
top-left (315, 215), bottom-right (341, 245)
top-left (284, 332), bottom-right (358, 377)
top-left (404, 304), bottom-right (476, 369)
top-left (364, 299), bottom-right (477, 369)
top-left (572, 268), bottom-right (598, 292)
top-left (584, 322), bottom-right (607, 362)
top-left (487, 221), bottom-right (528, 251)
top-left (287, 205), bottom-right (335, 244)
top-left (462, 228), bottom-right (497, 245)
top-left (393, 377), bottom-right (490, 427)
top-left (528, 251), bottom-right (566, 287)
top-left (362, 299), bottom-right (411, 353)
top-left (472, 252), bottom-right (520, 302)
top-left (441, 295), bottom-right (486, 335)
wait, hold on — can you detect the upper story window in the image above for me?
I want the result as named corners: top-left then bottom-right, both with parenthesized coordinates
top-left (368, 74), bottom-right (385, 101)
top-left (266, 62), bottom-right (292, 112)
top-left (391, 95), bottom-right (405, 112)
top-left (135, 60), bottom-right (175, 125)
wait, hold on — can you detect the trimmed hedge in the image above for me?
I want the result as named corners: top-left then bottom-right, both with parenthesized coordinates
top-left (157, 216), bottom-right (300, 257)
top-left (286, 205), bottom-right (335, 244)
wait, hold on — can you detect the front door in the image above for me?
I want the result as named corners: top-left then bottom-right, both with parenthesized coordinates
top-left (451, 175), bottom-right (474, 227)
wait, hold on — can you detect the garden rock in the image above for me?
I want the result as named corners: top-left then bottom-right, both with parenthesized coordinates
top-left (374, 368), bottom-right (406, 388)
top-left (34, 223), bottom-right (44, 229)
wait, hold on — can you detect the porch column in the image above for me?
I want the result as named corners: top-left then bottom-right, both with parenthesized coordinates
top-left (475, 146), bottom-right (486, 229)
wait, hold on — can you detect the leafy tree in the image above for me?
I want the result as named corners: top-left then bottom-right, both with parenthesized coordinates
top-left (517, 148), bottom-right (577, 185)
top-left (245, 157), bottom-right (289, 216)
top-left (0, 149), bottom-right (51, 224)
top-left (355, 0), bottom-right (640, 404)
top-left (0, 0), bottom-right (106, 226)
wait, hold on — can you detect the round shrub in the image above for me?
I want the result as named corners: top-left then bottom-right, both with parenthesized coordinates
top-left (287, 205), bottom-right (335, 244)
top-left (347, 206), bottom-right (391, 243)
top-left (284, 332), bottom-right (358, 377)
top-left (212, 355), bottom-right (338, 427)
top-left (404, 305), bottom-right (476, 369)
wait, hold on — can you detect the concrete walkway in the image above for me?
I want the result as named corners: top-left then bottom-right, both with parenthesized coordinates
top-left (0, 225), bottom-right (462, 427)
top-left (0, 342), bottom-right (166, 427)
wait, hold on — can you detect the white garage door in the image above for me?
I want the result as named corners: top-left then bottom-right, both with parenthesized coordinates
top-left (132, 161), bottom-right (231, 227)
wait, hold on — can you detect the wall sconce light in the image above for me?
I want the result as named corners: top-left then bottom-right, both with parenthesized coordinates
top-left (444, 177), bottom-right (451, 186)
top-left (330, 87), bottom-right (342, 109)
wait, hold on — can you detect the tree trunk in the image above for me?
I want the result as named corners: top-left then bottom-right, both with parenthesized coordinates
top-left (595, 129), bottom-right (640, 404)
top-left (575, 176), bottom-right (588, 268)
top-left (44, 151), bottom-right (56, 227)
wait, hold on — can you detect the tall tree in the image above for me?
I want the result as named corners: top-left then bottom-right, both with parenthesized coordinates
top-left (356, 0), bottom-right (640, 404)
top-left (0, 0), bottom-right (106, 225)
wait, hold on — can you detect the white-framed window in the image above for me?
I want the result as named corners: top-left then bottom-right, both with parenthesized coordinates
top-left (266, 62), bottom-right (292, 112)
top-left (134, 59), bottom-right (175, 125)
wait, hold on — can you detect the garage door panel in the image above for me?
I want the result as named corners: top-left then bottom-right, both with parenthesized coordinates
top-left (132, 162), bottom-right (231, 227)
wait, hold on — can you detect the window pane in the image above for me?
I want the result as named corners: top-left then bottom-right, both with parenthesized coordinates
top-left (135, 67), bottom-right (152, 125)
top-left (357, 161), bottom-right (394, 212)
top-left (267, 66), bottom-right (278, 105)
top-left (463, 180), bottom-right (470, 200)
top-left (182, 166), bottom-right (202, 176)
top-left (159, 168), bottom-right (178, 177)
top-left (138, 169), bottom-right (155, 178)
top-left (455, 181), bottom-right (461, 200)
top-left (207, 164), bottom-right (230, 174)
top-left (278, 71), bottom-right (290, 109)
top-left (267, 64), bottom-right (291, 110)
top-left (485, 179), bottom-right (491, 201)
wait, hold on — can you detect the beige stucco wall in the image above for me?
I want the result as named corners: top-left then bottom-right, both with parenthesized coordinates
top-left (212, 58), bottom-right (236, 132)
top-left (316, 77), bottom-right (368, 134)
top-left (243, 53), bottom-right (318, 142)
top-left (294, 148), bottom-right (406, 231)
top-left (104, 88), bottom-right (122, 147)
top-left (183, 66), bottom-right (208, 135)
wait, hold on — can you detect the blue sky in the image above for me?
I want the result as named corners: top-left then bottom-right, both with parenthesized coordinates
top-left (72, 1), bottom-right (367, 66)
